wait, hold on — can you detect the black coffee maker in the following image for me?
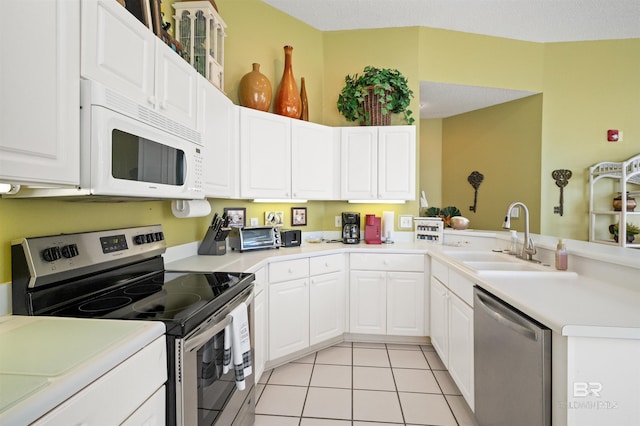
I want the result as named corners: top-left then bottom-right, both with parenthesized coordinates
top-left (342, 212), bottom-right (360, 244)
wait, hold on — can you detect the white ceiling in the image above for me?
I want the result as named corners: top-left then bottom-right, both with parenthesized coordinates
top-left (262, 0), bottom-right (639, 118)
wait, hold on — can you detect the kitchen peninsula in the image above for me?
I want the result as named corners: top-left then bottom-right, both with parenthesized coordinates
top-left (165, 229), bottom-right (640, 426)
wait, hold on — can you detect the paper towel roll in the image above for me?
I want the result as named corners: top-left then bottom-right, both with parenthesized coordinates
top-left (383, 211), bottom-right (395, 240)
top-left (171, 199), bottom-right (212, 218)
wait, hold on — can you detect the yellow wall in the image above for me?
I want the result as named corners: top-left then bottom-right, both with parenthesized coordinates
top-left (441, 95), bottom-right (543, 232)
top-left (418, 27), bottom-right (544, 91)
top-left (540, 39), bottom-right (640, 239)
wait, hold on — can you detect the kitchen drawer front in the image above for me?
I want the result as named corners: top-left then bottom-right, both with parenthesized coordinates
top-left (448, 269), bottom-right (474, 307)
top-left (310, 253), bottom-right (344, 276)
top-left (269, 258), bottom-right (309, 283)
top-left (431, 257), bottom-right (448, 285)
top-left (350, 253), bottom-right (424, 272)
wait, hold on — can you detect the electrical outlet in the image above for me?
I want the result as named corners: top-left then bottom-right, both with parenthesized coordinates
top-left (335, 216), bottom-right (342, 227)
top-left (399, 215), bottom-right (413, 229)
top-left (510, 207), bottom-right (519, 218)
top-left (250, 217), bottom-right (258, 226)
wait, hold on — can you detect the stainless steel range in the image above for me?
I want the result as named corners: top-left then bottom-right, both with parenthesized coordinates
top-left (11, 224), bottom-right (255, 426)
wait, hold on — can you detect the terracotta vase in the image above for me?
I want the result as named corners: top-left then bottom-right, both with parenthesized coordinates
top-left (299, 77), bottom-right (309, 121)
top-left (238, 63), bottom-right (272, 112)
top-left (274, 45), bottom-right (301, 118)
top-left (612, 192), bottom-right (637, 211)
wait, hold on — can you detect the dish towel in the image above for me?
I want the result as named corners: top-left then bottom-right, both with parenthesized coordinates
top-left (222, 302), bottom-right (252, 390)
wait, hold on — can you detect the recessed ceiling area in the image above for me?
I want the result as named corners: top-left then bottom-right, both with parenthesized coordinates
top-left (420, 82), bottom-right (539, 119)
top-left (262, 0), bottom-right (638, 119)
top-left (261, 0), bottom-right (640, 43)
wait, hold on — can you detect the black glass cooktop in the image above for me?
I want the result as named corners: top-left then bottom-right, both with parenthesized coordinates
top-left (48, 271), bottom-right (253, 336)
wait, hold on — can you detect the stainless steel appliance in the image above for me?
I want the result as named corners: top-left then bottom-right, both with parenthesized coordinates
top-left (9, 80), bottom-right (204, 200)
top-left (342, 212), bottom-right (360, 244)
top-left (11, 225), bottom-right (255, 426)
top-left (474, 286), bottom-right (551, 426)
top-left (229, 226), bottom-right (281, 252)
top-left (280, 229), bottom-right (301, 247)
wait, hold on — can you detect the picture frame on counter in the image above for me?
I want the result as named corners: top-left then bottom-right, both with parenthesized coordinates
top-left (291, 207), bottom-right (307, 226)
top-left (224, 208), bottom-right (246, 228)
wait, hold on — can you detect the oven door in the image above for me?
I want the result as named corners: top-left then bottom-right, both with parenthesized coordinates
top-left (175, 288), bottom-right (255, 426)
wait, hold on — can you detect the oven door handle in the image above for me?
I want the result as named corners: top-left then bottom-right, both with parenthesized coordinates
top-left (185, 291), bottom-right (254, 353)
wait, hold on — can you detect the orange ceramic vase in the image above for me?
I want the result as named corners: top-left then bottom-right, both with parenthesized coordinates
top-left (274, 46), bottom-right (301, 118)
top-left (299, 77), bottom-right (309, 121)
top-left (238, 63), bottom-right (272, 112)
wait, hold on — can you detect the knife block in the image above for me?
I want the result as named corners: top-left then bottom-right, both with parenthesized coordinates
top-left (198, 227), bottom-right (230, 255)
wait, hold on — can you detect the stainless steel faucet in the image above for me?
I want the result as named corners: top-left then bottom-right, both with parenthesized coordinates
top-left (502, 202), bottom-right (536, 261)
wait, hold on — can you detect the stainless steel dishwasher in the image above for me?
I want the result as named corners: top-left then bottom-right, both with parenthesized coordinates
top-left (474, 286), bottom-right (551, 426)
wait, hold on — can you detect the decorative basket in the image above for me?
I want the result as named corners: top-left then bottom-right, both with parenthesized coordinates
top-left (360, 87), bottom-right (391, 126)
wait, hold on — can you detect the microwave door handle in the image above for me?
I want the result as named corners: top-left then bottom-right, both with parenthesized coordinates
top-left (185, 315), bottom-right (232, 353)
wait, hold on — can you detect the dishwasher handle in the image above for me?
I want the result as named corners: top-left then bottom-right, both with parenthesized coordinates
top-left (475, 291), bottom-right (538, 341)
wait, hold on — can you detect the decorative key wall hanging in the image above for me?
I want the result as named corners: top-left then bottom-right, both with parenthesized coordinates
top-left (467, 171), bottom-right (484, 213)
top-left (552, 169), bottom-right (572, 216)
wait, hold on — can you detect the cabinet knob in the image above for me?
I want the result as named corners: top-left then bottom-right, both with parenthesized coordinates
top-left (288, 268), bottom-right (293, 273)
top-left (148, 95), bottom-right (156, 107)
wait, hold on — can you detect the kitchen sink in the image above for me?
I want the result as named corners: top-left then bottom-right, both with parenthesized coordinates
top-left (463, 261), bottom-right (551, 273)
top-left (442, 250), bottom-right (520, 262)
top-left (441, 250), bottom-right (577, 277)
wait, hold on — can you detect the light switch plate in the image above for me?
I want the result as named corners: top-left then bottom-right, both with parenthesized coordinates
top-left (250, 217), bottom-right (259, 226)
top-left (399, 215), bottom-right (413, 229)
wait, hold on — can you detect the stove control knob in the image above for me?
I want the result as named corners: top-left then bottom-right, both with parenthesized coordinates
top-left (154, 232), bottom-right (164, 241)
top-left (42, 247), bottom-right (61, 262)
top-left (61, 244), bottom-right (79, 258)
top-left (133, 234), bottom-right (147, 245)
top-left (146, 233), bottom-right (156, 242)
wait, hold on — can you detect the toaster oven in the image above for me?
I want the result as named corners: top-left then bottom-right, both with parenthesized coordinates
top-left (229, 226), bottom-right (281, 252)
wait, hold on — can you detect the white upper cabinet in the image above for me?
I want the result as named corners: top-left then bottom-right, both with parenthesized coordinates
top-left (239, 108), bottom-right (291, 199)
top-left (340, 126), bottom-right (416, 200)
top-left (82, 0), bottom-right (197, 131)
top-left (378, 126), bottom-right (416, 200)
top-left (340, 127), bottom-right (378, 200)
top-left (240, 108), bottom-right (338, 200)
top-left (0, 0), bottom-right (80, 186)
top-left (291, 121), bottom-right (339, 200)
top-left (199, 80), bottom-right (239, 198)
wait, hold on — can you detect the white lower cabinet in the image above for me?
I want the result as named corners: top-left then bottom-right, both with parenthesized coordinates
top-left (448, 291), bottom-right (474, 409)
top-left (430, 257), bottom-right (475, 411)
top-left (430, 277), bottom-right (449, 363)
top-left (310, 270), bottom-right (346, 345)
top-left (253, 267), bottom-right (267, 382)
top-left (350, 270), bottom-right (387, 334)
top-left (349, 253), bottom-right (426, 336)
top-left (268, 255), bottom-right (345, 361)
top-left (269, 277), bottom-right (310, 360)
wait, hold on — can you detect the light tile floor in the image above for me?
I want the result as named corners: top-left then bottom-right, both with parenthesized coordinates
top-left (255, 342), bottom-right (478, 426)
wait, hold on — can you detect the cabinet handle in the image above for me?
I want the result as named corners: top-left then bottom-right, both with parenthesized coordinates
top-left (288, 268), bottom-right (294, 273)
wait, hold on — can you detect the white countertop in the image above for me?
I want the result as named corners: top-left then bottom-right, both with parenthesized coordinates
top-left (0, 316), bottom-right (165, 425)
top-left (166, 238), bottom-right (640, 339)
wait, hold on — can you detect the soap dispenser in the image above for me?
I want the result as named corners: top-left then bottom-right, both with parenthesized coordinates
top-left (555, 239), bottom-right (568, 270)
top-left (509, 230), bottom-right (518, 255)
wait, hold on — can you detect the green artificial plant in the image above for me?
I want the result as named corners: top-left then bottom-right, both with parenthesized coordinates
top-left (336, 66), bottom-right (415, 125)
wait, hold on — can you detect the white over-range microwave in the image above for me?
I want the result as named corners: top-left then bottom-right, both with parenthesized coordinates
top-left (10, 80), bottom-right (204, 200)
